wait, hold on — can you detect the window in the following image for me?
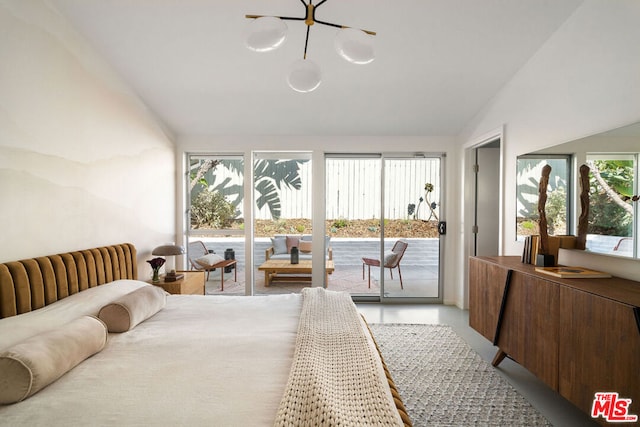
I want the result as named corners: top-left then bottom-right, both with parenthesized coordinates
top-left (188, 155), bottom-right (244, 235)
top-left (185, 151), bottom-right (448, 298)
top-left (187, 155), bottom-right (245, 294)
top-left (253, 152), bottom-right (313, 294)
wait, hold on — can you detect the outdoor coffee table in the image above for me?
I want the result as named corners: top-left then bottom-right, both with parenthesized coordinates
top-left (258, 259), bottom-right (335, 287)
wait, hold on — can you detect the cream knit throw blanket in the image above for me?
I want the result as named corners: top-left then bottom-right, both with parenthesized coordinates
top-left (274, 288), bottom-right (403, 426)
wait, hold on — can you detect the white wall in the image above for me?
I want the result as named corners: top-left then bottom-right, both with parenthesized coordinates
top-left (179, 135), bottom-right (464, 305)
top-left (0, 1), bottom-right (176, 276)
top-left (7, 0), bottom-right (638, 303)
top-left (459, 0), bottom-right (640, 282)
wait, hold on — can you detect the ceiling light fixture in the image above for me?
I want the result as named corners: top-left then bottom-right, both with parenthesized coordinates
top-left (245, 0), bottom-right (376, 93)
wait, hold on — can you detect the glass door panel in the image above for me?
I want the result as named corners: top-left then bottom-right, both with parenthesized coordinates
top-left (253, 152), bottom-right (313, 294)
top-left (382, 157), bottom-right (441, 300)
top-left (325, 156), bottom-right (381, 297)
top-left (187, 155), bottom-right (244, 295)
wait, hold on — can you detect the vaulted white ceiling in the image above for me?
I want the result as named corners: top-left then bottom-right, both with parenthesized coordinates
top-left (50, 0), bottom-right (584, 137)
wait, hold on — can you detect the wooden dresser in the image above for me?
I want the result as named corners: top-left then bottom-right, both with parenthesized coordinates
top-left (469, 256), bottom-right (640, 425)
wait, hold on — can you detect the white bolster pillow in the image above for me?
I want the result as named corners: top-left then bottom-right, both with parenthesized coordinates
top-left (98, 285), bottom-right (166, 333)
top-left (0, 315), bottom-right (107, 404)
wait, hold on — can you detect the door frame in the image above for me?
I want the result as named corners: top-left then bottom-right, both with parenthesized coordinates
top-left (463, 127), bottom-right (504, 308)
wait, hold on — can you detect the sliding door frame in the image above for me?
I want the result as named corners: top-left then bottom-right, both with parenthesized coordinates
top-left (379, 152), bottom-right (445, 304)
top-left (325, 152), bottom-right (445, 304)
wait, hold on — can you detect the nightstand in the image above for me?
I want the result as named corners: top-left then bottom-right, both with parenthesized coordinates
top-left (148, 270), bottom-right (205, 295)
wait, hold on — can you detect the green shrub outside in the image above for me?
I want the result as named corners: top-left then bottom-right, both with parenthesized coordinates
top-left (191, 190), bottom-right (236, 229)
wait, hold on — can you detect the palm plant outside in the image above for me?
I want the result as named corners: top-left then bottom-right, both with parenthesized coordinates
top-left (190, 158), bottom-right (307, 228)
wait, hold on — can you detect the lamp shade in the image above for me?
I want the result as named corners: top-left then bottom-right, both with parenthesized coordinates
top-left (245, 17), bottom-right (288, 52)
top-left (152, 245), bottom-right (185, 256)
top-left (287, 59), bottom-right (322, 93)
top-left (334, 28), bottom-right (375, 64)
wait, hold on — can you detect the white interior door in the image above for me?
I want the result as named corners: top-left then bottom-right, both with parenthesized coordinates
top-left (475, 144), bottom-right (501, 256)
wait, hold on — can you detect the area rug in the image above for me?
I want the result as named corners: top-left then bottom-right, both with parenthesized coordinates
top-left (368, 324), bottom-right (551, 427)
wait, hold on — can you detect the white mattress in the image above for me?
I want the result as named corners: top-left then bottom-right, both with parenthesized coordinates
top-left (0, 281), bottom-right (302, 426)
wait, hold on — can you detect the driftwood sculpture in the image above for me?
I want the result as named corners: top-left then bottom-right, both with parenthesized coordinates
top-left (576, 164), bottom-right (590, 250)
top-left (537, 165), bottom-right (552, 257)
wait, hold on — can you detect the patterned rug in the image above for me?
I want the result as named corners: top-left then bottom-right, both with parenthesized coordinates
top-left (368, 324), bottom-right (551, 427)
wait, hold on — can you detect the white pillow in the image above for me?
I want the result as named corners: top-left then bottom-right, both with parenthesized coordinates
top-left (195, 253), bottom-right (224, 268)
top-left (98, 285), bottom-right (167, 333)
top-left (383, 250), bottom-right (398, 266)
top-left (270, 236), bottom-right (288, 255)
top-left (0, 316), bottom-right (107, 404)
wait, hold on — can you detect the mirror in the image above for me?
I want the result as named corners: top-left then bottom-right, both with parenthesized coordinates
top-left (528, 122), bottom-right (640, 155)
top-left (517, 122), bottom-right (640, 259)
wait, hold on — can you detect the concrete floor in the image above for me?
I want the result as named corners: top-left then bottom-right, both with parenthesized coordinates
top-left (201, 272), bottom-right (599, 425)
top-left (356, 304), bottom-right (599, 427)
top-left (196, 238), bottom-right (599, 425)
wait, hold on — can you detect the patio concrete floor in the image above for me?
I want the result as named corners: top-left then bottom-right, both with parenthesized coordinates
top-left (195, 237), bottom-right (440, 298)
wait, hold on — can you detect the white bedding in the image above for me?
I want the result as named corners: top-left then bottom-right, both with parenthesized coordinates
top-left (0, 281), bottom-right (301, 426)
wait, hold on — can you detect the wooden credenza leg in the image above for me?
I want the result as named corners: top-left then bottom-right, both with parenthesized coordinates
top-left (492, 349), bottom-right (508, 367)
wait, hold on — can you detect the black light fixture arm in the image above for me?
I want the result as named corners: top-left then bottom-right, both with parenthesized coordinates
top-left (245, 14), bottom-right (305, 22)
top-left (245, 0), bottom-right (376, 34)
top-left (303, 23), bottom-right (311, 59)
top-left (246, 0), bottom-right (376, 59)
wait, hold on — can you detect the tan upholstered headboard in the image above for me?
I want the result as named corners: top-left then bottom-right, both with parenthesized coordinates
top-left (0, 243), bottom-right (137, 319)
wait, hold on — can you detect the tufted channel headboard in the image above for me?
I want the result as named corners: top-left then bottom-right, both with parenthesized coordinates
top-left (0, 243), bottom-right (137, 319)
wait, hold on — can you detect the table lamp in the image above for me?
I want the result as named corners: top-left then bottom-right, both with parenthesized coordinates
top-left (152, 244), bottom-right (185, 275)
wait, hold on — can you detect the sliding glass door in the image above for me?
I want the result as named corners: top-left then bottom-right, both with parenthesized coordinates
top-left (325, 155), bottom-right (382, 297)
top-left (325, 154), bottom-right (443, 302)
top-left (382, 156), bottom-right (441, 301)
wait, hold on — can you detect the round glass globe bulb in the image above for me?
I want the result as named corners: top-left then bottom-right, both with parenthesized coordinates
top-left (245, 17), bottom-right (287, 52)
top-left (287, 59), bottom-right (322, 93)
top-left (335, 28), bottom-right (375, 64)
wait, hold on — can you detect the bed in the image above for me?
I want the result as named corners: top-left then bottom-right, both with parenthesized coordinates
top-left (0, 243), bottom-right (411, 426)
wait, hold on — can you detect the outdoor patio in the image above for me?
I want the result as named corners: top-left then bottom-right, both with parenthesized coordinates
top-left (193, 238), bottom-right (440, 298)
